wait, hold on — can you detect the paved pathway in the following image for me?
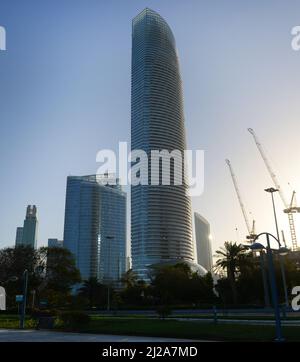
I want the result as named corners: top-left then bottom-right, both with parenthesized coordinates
top-left (0, 329), bottom-right (198, 342)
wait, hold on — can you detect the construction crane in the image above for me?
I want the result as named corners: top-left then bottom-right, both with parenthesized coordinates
top-left (248, 128), bottom-right (300, 251)
top-left (281, 230), bottom-right (287, 248)
top-left (225, 159), bottom-right (256, 242)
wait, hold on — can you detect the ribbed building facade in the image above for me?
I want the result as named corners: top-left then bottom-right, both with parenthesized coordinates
top-left (63, 175), bottom-right (126, 284)
top-left (131, 8), bottom-right (194, 279)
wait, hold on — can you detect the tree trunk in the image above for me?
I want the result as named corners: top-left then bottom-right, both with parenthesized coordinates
top-left (228, 269), bottom-right (238, 305)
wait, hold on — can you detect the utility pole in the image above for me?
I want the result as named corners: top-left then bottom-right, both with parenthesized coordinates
top-left (20, 269), bottom-right (28, 329)
top-left (265, 188), bottom-right (289, 307)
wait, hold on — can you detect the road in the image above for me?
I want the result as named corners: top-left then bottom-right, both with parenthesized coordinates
top-left (0, 329), bottom-right (199, 342)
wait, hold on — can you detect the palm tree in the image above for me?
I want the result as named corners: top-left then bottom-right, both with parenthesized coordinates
top-left (121, 269), bottom-right (138, 289)
top-left (78, 277), bottom-right (104, 307)
top-left (214, 242), bottom-right (247, 304)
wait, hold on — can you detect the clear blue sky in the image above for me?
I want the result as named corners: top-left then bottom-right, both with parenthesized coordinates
top-left (1, 0), bottom-right (300, 255)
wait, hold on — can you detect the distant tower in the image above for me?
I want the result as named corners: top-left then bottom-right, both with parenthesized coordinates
top-left (194, 213), bottom-right (213, 272)
top-left (48, 239), bottom-right (63, 248)
top-left (15, 227), bottom-right (24, 247)
top-left (16, 205), bottom-right (38, 248)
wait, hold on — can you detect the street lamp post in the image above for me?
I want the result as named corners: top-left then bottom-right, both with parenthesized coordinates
top-left (265, 234), bottom-right (283, 341)
top-left (259, 251), bottom-right (271, 308)
top-left (20, 269), bottom-right (28, 329)
top-left (265, 188), bottom-right (289, 308)
top-left (31, 290), bottom-right (36, 309)
top-left (249, 232), bottom-right (287, 342)
top-left (265, 188), bottom-right (280, 241)
top-left (106, 236), bottom-right (114, 312)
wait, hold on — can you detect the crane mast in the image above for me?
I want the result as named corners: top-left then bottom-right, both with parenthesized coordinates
top-left (248, 128), bottom-right (288, 207)
top-left (226, 159), bottom-right (255, 241)
top-left (248, 128), bottom-right (299, 251)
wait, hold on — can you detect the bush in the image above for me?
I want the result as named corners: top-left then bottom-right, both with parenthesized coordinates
top-left (156, 305), bottom-right (172, 319)
top-left (31, 308), bottom-right (59, 319)
top-left (57, 311), bottom-right (90, 330)
top-left (26, 318), bottom-right (38, 329)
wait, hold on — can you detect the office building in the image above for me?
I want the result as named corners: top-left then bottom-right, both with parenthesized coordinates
top-left (194, 212), bottom-right (213, 272)
top-left (48, 238), bottom-right (63, 248)
top-left (131, 8), bottom-right (196, 279)
top-left (15, 227), bottom-right (23, 247)
top-left (63, 175), bottom-right (126, 285)
top-left (15, 205), bottom-right (38, 248)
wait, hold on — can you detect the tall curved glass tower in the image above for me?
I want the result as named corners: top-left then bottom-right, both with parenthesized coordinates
top-left (131, 8), bottom-right (194, 279)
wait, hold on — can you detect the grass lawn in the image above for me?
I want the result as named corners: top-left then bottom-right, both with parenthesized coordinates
top-left (1, 314), bottom-right (299, 341)
top-left (92, 313), bottom-right (300, 321)
top-left (168, 314), bottom-right (300, 321)
top-left (81, 317), bottom-right (300, 342)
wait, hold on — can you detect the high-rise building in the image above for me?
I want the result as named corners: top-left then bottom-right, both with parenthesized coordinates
top-left (48, 238), bottom-right (63, 248)
top-left (46, 239), bottom-right (64, 275)
top-left (131, 8), bottom-right (196, 279)
top-left (194, 212), bottom-right (213, 273)
top-left (63, 175), bottom-right (126, 285)
top-left (15, 205), bottom-right (38, 248)
top-left (15, 227), bottom-right (23, 247)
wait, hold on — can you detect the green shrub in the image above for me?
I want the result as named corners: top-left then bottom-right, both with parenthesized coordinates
top-left (31, 308), bottom-right (59, 319)
top-left (156, 305), bottom-right (172, 319)
top-left (26, 318), bottom-right (38, 329)
top-left (57, 311), bottom-right (90, 330)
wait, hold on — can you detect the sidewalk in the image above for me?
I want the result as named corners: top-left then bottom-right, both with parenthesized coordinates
top-left (0, 329), bottom-right (200, 342)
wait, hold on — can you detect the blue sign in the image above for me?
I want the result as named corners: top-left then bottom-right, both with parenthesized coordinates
top-left (15, 295), bottom-right (23, 303)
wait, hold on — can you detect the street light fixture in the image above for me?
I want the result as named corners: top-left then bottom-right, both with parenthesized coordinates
top-left (0, 276), bottom-right (19, 284)
top-left (264, 188), bottom-right (280, 240)
top-left (278, 247), bottom-right (289, 256)
top-left (251, 242), bottom-right (265, 250)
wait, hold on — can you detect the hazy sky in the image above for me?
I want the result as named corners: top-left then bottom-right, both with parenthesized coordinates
top-left (1, 0), bottom-right (300, 257)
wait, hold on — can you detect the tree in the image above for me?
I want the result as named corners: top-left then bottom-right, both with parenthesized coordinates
top-left (121, 269), bottom-right (138, 289)
top-left (151, 263), bottom-right (215, 305)
top-left (78, 277), bottom-right (106, 308)
top-left (37, 247), bottom-right (81, 307)
top-left (0, 246), bottom-right (81, 309)
top-left (0, 246), bottom-right (41, 308)
top-left (215, 246), bottom-right (300, 307)
top-left (214, 242), bottom-right (248, 304)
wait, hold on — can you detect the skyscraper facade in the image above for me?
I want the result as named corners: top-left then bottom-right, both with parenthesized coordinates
top-left (15, 227), bottom-right (23, 247)
top-left (194, 212), bottom-right (213, 273)
top-left (63, 175), bottom-right (126, 284)
top-left (15, 205), bottom-right (38, 248)
top-left (131, 8), bottom-right (194, 279)
top-left (48, 238), bottom-right (63, 248)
